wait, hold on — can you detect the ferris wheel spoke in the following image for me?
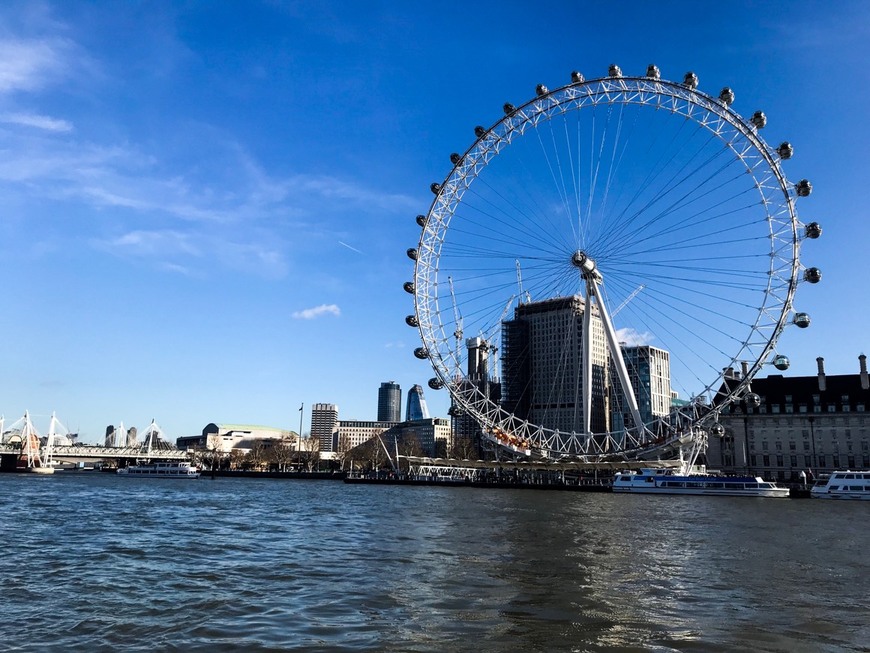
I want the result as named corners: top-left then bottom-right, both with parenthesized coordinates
top-left (599, 151), bottom-right (750, 257)
top-left (458, 188), bottom-right (574, 255)
top-left (594, 125), bottom-right (724, 250)
top-left (613, 199), bottom-right (763, 255)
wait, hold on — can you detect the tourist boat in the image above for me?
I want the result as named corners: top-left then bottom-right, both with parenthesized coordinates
top-left (810, 471), bottom-right (870, 500)
top-left (612, 468), bottom-right (790, 498)
top-left (117, 461), bottom-right (200, 479)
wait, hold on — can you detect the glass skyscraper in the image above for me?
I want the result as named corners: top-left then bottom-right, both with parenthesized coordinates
top-left (377, 381), bottom-right (402, 422)
top-left (405, 384), bottom-right (430, 421)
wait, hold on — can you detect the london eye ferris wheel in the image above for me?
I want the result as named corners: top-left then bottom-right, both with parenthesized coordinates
top-left (404, 65), bottom-right (822, 461)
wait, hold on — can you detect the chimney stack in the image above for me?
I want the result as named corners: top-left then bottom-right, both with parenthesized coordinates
top-left (817, 356), bottom-right (827, 392)
top-left (860, 354), bottom-right (869, 390)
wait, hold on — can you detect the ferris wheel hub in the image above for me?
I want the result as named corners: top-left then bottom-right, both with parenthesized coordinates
top-left (571, 250), bottom-right (600, 280)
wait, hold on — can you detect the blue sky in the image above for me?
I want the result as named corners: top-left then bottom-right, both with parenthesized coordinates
top-left (0, 1), bottom-right (867, 441)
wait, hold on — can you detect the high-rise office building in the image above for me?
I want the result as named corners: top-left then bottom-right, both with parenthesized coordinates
top-left (377, 382), bottom-right (402, 422)
top-left (611, 345), bottom-right (672, 431)
top-left (311, 403), bottom-right (339, 453)
top-left (451, 336), bottom-right (501, 457)
top-left (405, 384), bottom-right (430, 421)
top-left (501, 295), bottom-right (609, 434)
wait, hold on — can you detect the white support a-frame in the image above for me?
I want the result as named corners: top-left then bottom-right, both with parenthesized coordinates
top-left (575, 251), bottom-right (646, 438)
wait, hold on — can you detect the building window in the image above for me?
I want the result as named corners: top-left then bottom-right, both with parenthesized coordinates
top-left (772, 404), bottom-right (780, 414)
top-left (775, 441), bottom-right (782, 452)
top-left (762, 441), bottom-right (769, 452)
top-left (763, 455), bottom-right (770, 467)
top-left (804, 455), bottom-right (812, 467)
top-left (848, 456), bottom-right (855, 468)
top-left (818, 455), bottom-right (826, 468)
top-left (790, 455), bottom-right (797, 467)
top-left (828, 405), bottom-right (836, 413)
top-left (789, 441), bottom-right (796, 451)
top-left (776, 455), bottom-right (783, 467)
top-left (785, 404), bottom-right (793, 413)
top-left (799, 404), bottom-right (807, 413)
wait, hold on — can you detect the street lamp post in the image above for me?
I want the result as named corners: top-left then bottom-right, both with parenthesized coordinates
top-left (298, 403), bottom-right (304, 472)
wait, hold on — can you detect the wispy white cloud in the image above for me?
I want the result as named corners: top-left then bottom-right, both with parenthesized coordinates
top-left (292, 304), bottom-right (341, 320)
top-left (0, 37), bottom-right (70, 93)
top-left (615, 327), bottom-right (654, 347)
top-left (102, 229), bottom-right (202, 258)
top-left (0, 17), bottom-right (415, 283)
top-left (0, 111), bottom-right (72, 132)
top-left (92, 229), bottom-right (288, 279)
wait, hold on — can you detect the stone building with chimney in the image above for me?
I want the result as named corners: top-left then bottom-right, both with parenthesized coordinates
top-left (707, 355), bottom-right (870, 481)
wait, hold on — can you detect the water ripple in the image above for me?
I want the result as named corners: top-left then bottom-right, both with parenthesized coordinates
top-left (1, 474), bottom-right (868, 652)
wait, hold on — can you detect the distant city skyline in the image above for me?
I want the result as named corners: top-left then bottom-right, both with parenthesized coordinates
top-left (0, 1), bottom-right (867, 442)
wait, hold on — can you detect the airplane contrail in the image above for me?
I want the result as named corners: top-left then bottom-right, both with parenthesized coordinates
top-left (338, 241), bottom-right (364, 254)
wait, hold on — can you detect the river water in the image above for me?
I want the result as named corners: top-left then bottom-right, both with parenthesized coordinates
top-left (0, 473), bottom-right (867, 652)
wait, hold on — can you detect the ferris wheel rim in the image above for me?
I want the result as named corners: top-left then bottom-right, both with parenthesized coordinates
top-left (410, 69), bottom-right (808, 458)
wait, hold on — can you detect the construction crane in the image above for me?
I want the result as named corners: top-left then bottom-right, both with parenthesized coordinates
top-left (613, 284), bottom-right (645, 317)
top-left (448, 276), bottom-right (464, 369)
top-left (516, 260), bottom-right (531, 304)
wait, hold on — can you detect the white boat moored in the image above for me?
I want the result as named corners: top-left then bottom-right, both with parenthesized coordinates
top-left (612, 468), bottom-right (790, 498)
top-left (810, 471), bottom-right (870, 500)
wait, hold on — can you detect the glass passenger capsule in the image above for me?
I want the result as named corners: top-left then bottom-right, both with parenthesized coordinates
top-left (793, 312), bottom-right (811, 328)
top-left (403, 281), bottom-right (415, 294)
top-left (773, 355), bottom-right (790, 371)
top-left (804, 267), bottom-right (822, 283)
top-left (406, 248), bottom-right (418, 260)
top-left (804, 222), bottom-right (822, 239)
top-left (405, 315), bottom-right (419, 327)
top-left (751, 111), bottom-right (767, 128)
top-left (570, 71), bottom-right (584, 84)
top-left (777, 142), bottom-right (794, 159)
top-left (682, 72), bottom-right (699, 88)
top-left (428, 377), bottom-right (444, 390)
top-left (795, 179), bottom-right (813, 197)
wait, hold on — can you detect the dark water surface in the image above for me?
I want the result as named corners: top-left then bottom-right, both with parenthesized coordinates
top-left (0, 473), bottom-right (867, 652)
